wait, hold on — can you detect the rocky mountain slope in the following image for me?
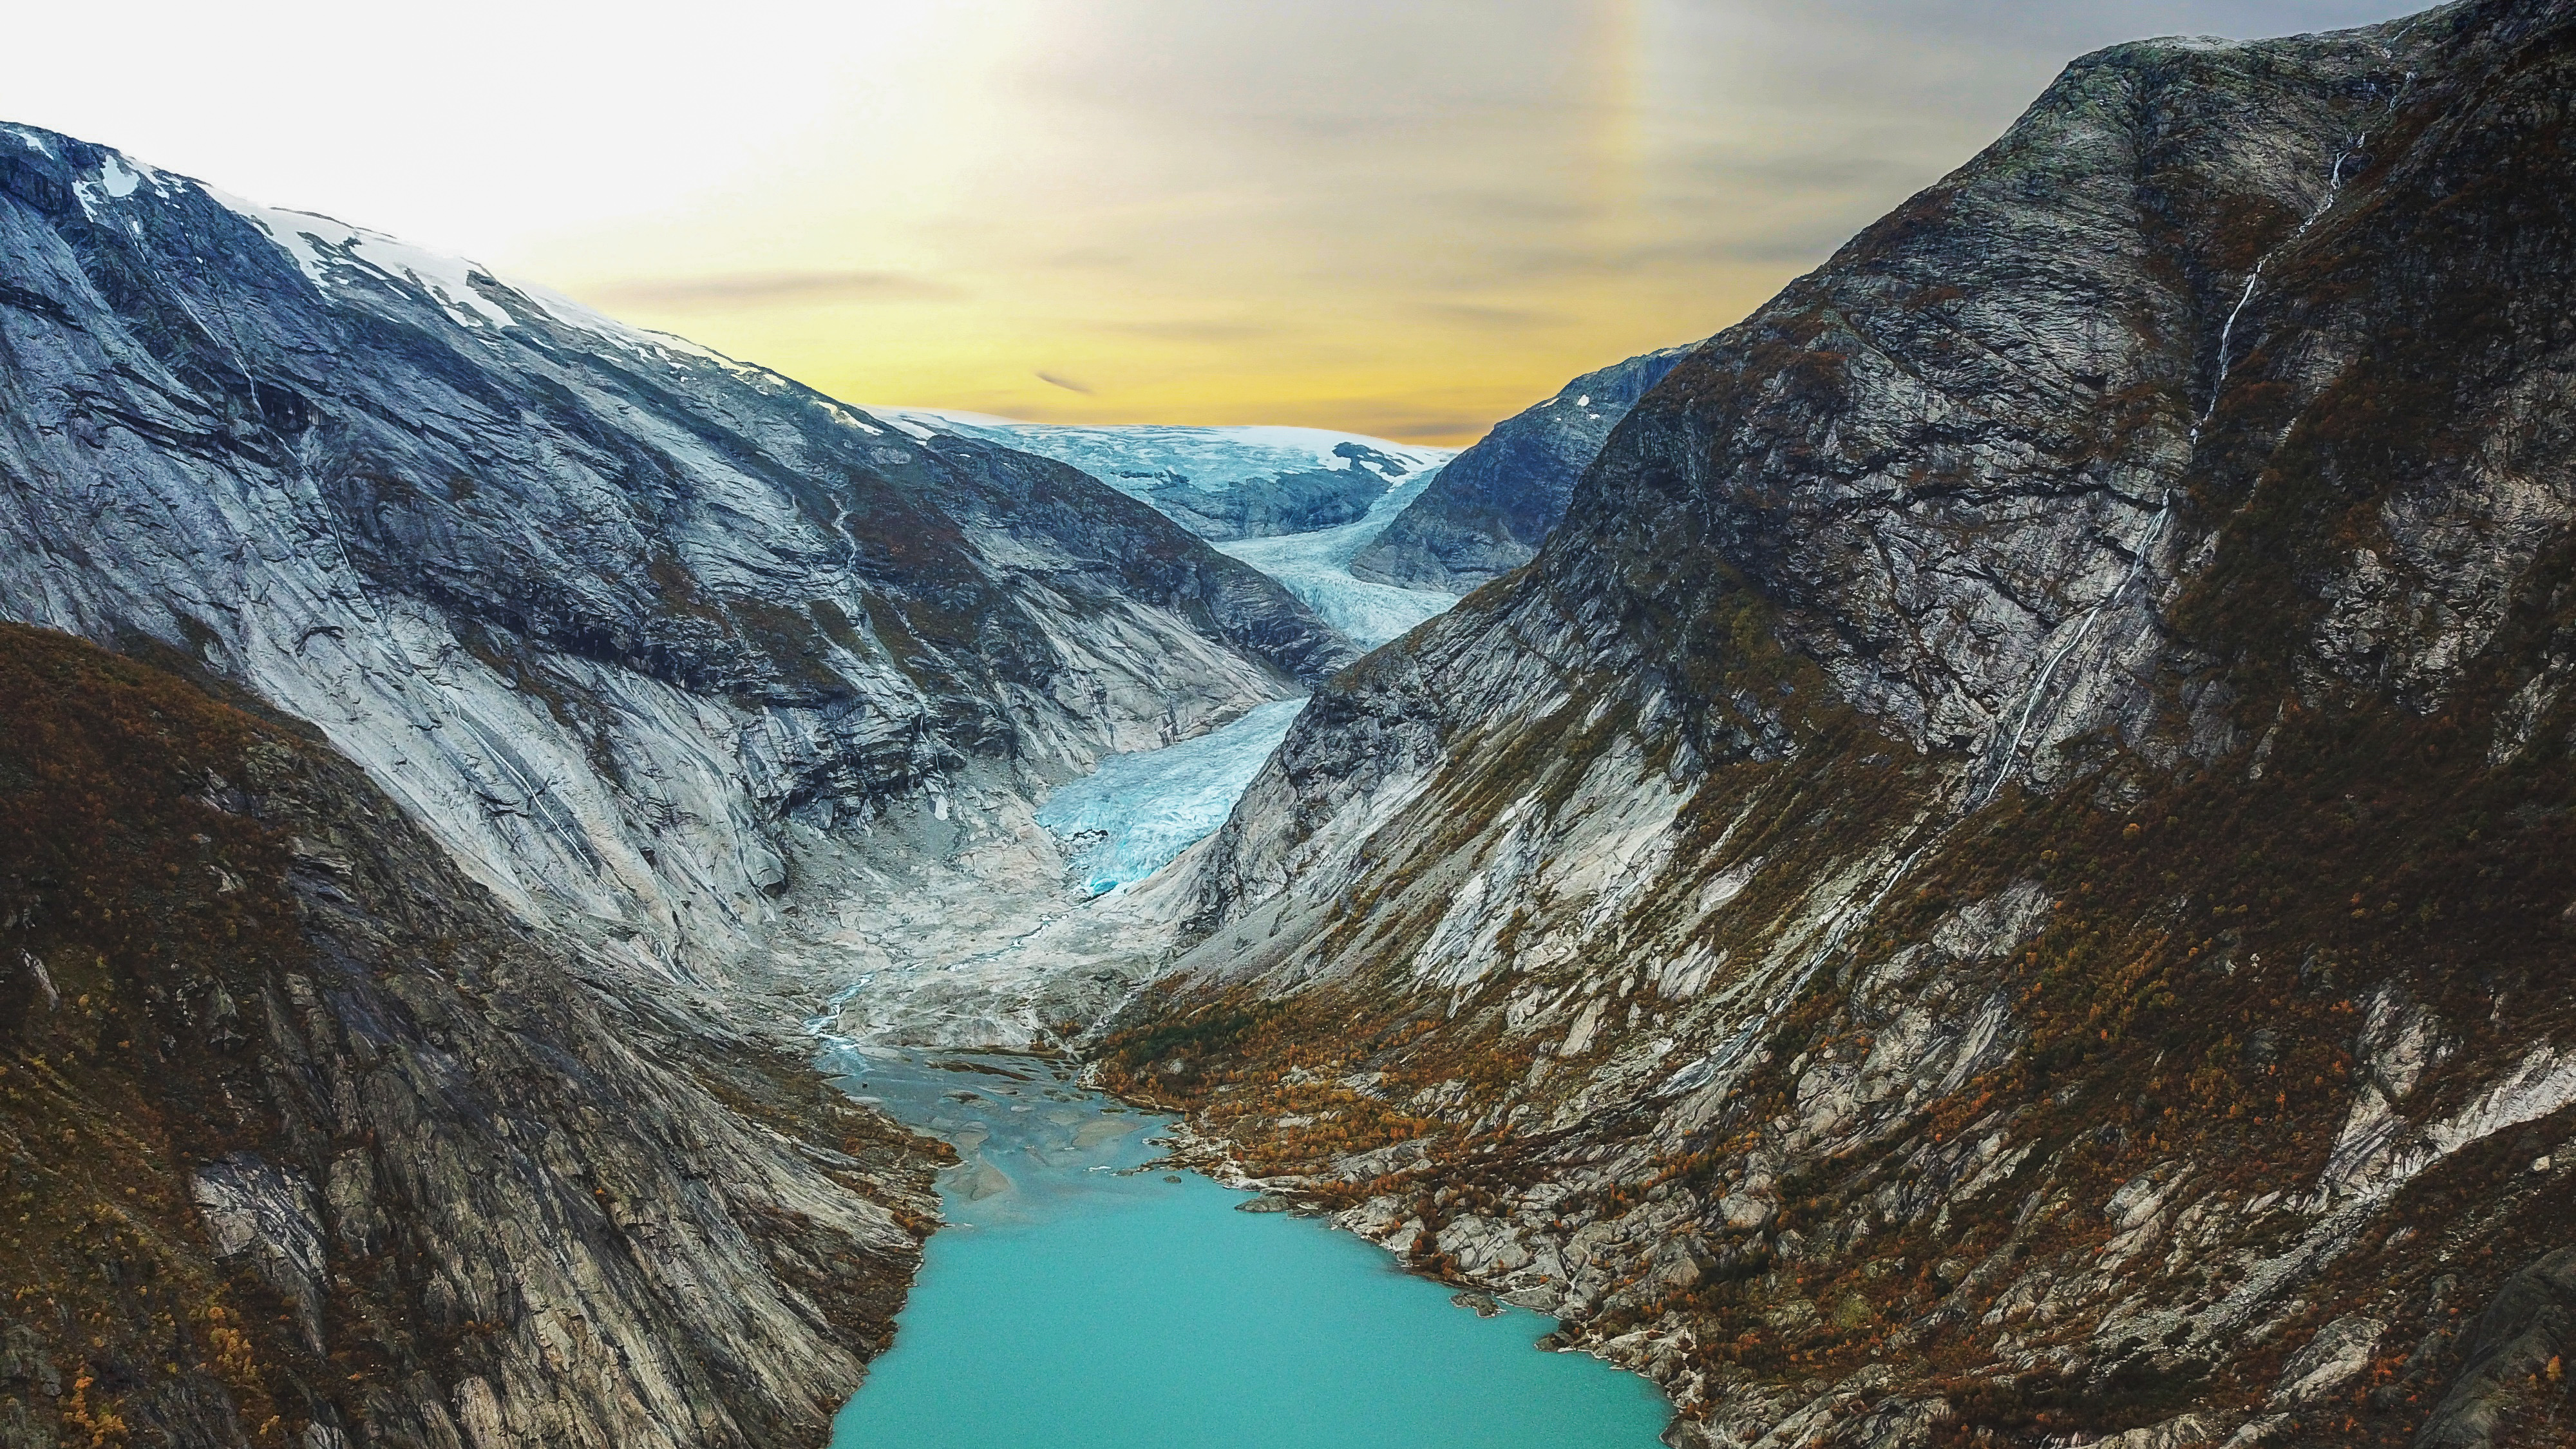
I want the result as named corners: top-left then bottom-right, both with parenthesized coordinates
top-left (0, 623), bottom-right (940, 1449)
top-left (0, 122), bottom-right (1352, 1038)
top-left (1107, 3), bottom-right (2576, 1445)
top-left (1349, 345), bottom-right (1691, 592)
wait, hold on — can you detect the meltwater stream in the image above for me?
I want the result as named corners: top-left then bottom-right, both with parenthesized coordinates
top-left (819, 1047), bottom-right (1671, 1449)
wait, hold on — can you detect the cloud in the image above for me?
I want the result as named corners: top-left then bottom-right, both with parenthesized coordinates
top-left (1036, 370), bottom-right (1096, 394)
top-left (1688, 149), bottom-right (1938, 197)
top-left (1417, 301), bottom-right (1570, 332)
top-left (1044, 247), bottom-right (1138, 270)
top-left (1093, 319), bottom-right (1279, 343)
top-left (1430, 189), bottom-right (1604, 225)
top-left (581, 270), bottom-right (961, 309)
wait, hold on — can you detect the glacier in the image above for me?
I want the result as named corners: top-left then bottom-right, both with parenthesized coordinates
top-left (1215, 472), bottom-right (1455, 647)
top-left (1010, 440), bottom-right (1463, 896)
top-left (1035, 698), bottom-right (1307, 893)
top-left (872, 410), bottom-right (1452, 509)
top-left (872, 407), bottom-right (1461, 649)
top-left (1017, 477), bottom-right (1454, 907)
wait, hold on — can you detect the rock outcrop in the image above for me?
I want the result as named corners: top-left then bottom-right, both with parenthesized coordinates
top-left (0, 623), bottom-right (941, 1449)
top-left (1108, 3), bottom-right (2576, 1445)
top-left (1349, 344), bottom-right (1691, 592)
top-left (0, 120), bottom-right (1351, 1033)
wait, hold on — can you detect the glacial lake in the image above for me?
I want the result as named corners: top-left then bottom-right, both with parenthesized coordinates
top-left (821, 1048), bottom-right (1671, 1449)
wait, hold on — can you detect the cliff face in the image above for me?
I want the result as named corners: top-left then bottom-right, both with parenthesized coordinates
top-left (0, 623), bottom-right (941, 1449)
top-left (1112, 3), bottom-right (2576, 1445)
top-left (0, 122), bottom-right (1350, 1028)
top-left (1348, 345), bottom-right (1691, 592)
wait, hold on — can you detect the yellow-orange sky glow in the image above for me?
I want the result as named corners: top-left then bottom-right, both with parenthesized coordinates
top-left (17, 0), bottom-right (2418, 442)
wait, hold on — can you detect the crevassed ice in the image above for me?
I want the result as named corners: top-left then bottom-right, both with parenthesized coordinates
top-left (856, 408), bottom-right (1461, 648)
top-left (1029, 463), bottom-right (1459, 893)
top-left (1217, 473), bottom-right (1454, 648)
top-left (1035, 699), bottom-right (1308, 892)
top-left (871, 409), bottom-right (1455, 509)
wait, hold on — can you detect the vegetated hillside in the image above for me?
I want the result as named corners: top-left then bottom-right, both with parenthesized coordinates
top-left (0, 623), bottom-right (941, 1449)
top-left (1106, 3), bottom-right (2576, 1445)
top-left (0, 122), bottom-right (1352, 1028)
top-left (1348, 345), bottom-right (1692, 592)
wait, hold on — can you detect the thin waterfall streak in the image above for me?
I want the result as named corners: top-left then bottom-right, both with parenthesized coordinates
top-left (1977, 493), bottom-right (2174, 806)
top-left (1805, 68), bottom-right (2416, 951)
top-left (2195, 120), bottom-right (2378, 439)
top-left (2197, 270), bottom-right (2269, 435)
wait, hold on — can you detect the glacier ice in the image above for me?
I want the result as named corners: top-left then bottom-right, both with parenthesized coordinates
top-left (1217, 473), bottom-right (1456, 647)
top-left (1023, 465), bottom-right (1464, 895)
top-left (871, 410), bottom-right (1453, 509)
top-left (1036, 699), bottom-right (1308, 892)
top-left (876, 408), bottom-right (1463, 649)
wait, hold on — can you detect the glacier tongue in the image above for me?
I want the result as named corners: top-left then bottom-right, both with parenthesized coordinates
top-left (1036, 698), bottom-right (1307, 893)
top-left (1215, 471), bottom-right (1457, 647)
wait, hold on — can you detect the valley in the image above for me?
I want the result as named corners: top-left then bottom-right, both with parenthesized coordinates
top-left (7, 2), bottom-right (2576, 1447)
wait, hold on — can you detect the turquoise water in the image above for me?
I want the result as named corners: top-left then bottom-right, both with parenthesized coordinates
top-left (823, 1049), bottom-right (1670, 1449)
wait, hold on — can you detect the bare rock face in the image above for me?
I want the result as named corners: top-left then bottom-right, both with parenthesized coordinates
top-left (0, 623), bottom-right (942, 1449)
top-left (1109, 4), bottom-right (2576, 1445)
top-left (2416, 1249), bottom-right (2576, 1448)
top-left (1349, 343), bottom-right (1692, 592)
top-left (0, 120), bottom-right (1352, 1025)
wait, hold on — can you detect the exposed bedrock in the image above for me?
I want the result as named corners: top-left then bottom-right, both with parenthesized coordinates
top-left (1112, 5), bottom-right (2576, 1446)
top-left (0, 118), bottom-right (1352, 1030)
top-left (1350, 344), bottom-right (1692, 593)
top-left (0, 624), bottom-right (943, 1449)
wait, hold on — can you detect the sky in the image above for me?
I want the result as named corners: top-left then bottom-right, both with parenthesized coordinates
top-left (10, 1), bottom-right (2423, 443)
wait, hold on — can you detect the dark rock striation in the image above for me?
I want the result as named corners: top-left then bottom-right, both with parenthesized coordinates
top-left (1112, 4), bottom-right (2576, 1445)
top-left (0, 119), bottom-right (1352, 1013)
top-left (0, 623), bottom-right (941, 1449)
top-left (1349, 345), bottom-right (1691, 592)
top-left (0, 116), bottom-right (1374, 1449)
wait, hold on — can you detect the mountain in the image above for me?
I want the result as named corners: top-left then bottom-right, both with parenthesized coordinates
top-left (0, 120), bottom-right (1369, 1446)
top-left (0, 122), bottom-right (1351, 1042)
top-left (1348, 345), bottom-right (1692, 593)
top-left (1104, 4), bottom-right (2576, 1446)
top-left (873, 410), bottom-right (1454, 541)
top-left (871, 410), bottom-right (1466, 648)
top-left (0, 623), bottom-right (940, 1448)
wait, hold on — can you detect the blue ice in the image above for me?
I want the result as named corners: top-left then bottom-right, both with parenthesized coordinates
top-left (1216, 473), bottom-right (1456, 648)
top-left (1035, 699), bottom-right (1308, 892)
